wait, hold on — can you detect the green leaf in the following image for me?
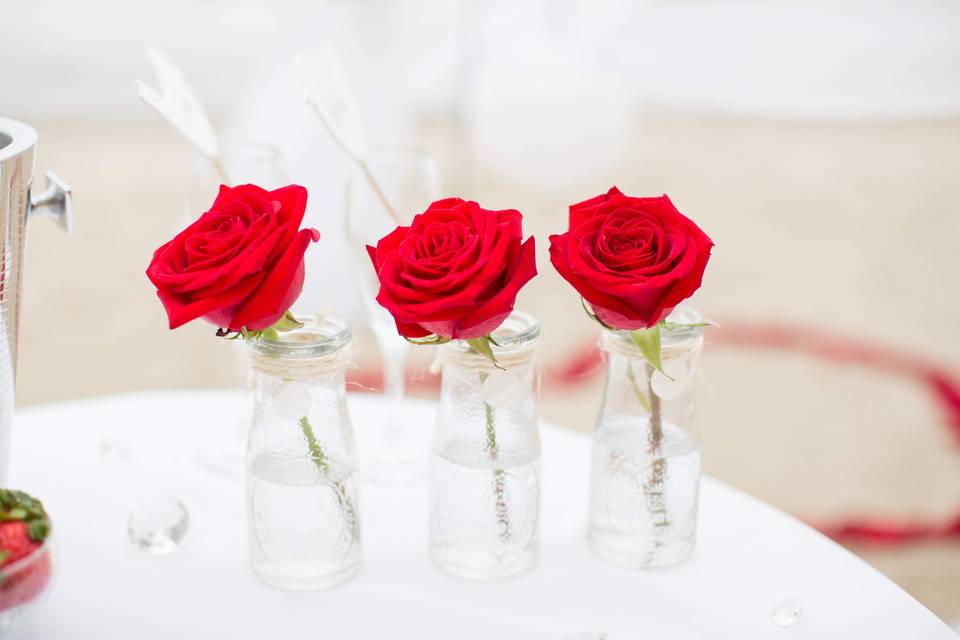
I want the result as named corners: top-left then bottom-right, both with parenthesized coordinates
top-left (661, 320), bottom-right (712, 330)
top-left (629, 325), bottom-right (670, 377)
top-left (625, 363), bottom-right (652, 412)
top-left (466, 336), bottom-right (504, 370)
top-left (0, 550), bottom-right (9, 565)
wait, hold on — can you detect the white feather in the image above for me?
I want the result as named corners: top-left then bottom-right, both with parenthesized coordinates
top-left (137, 45), bottom-right (220, 159)
top-left (297, 48), bottom-right (367, 161)
top-left (297, 47), bottom-right (401, 224)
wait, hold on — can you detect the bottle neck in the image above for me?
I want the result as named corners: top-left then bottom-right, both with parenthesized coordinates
top-left (598, 329), bottom-right (703, 430)
top-left (250, 343), bottom-right (351, 383)
top-left (435, 341), bottom-right (539, 459)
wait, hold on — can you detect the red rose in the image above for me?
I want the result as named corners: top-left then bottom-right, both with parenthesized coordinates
top-left (367, 198), bottom-right (537, 339)
top-left (549, 187), bottom-right (713, 330)
top-left (147, 184), bottom-right (320, 331)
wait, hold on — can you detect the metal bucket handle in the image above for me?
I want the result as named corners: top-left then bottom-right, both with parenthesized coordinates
top-left (29, 171), bottom-right (73, 233)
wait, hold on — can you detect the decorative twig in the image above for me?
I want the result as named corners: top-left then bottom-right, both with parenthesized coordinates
top-left (298, 49), bottom-right (402, 225)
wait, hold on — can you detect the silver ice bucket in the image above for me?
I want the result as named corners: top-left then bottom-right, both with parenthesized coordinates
top-left (0, 117), bottom-right (72, 482)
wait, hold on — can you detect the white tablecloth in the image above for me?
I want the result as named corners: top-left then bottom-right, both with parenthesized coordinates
top-left (8, 391), bottom-right (956, 639)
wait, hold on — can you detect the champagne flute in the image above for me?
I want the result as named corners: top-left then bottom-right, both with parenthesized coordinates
top-left (346, 147), bottom-right (440, 484)
top-left (187, 141), bottom-right (288, 477)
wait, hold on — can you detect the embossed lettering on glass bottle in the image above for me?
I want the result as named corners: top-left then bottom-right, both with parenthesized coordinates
top-left (245, 314), bottom-right (360, 589)
top-left (589, 307), bottom-right (704, 568)
top-left (430, 311), bottom-right (541, 580)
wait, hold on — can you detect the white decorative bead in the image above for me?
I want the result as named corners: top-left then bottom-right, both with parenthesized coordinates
top-left (650, 360), bottom-right (690, 400)
top-left (481, 370), bottom-right (522, 409)
top-left (272, 381), bottom-right (312, 420)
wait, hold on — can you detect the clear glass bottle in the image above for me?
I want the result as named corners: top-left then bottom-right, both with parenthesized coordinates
top-left (430, 311), bottom-right (541, 580)
top-left (588, 307), bottom-right (704, 568)
top-left (245, 314), bottom-right (360, 590)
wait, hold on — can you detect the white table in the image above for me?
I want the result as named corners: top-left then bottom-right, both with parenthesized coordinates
top-left (8, 391), bottom-right (956, 639)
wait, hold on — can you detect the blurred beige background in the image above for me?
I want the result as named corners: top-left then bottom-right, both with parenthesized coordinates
top-left (4, 0), bottom-right (960, 624)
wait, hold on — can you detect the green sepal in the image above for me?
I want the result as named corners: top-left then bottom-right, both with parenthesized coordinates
top-left (629, 324), bottom-right (672, 379)
top-left (259, 327), bottom-right (280, 342)
top-left (272, 311), bottom-right (304, 333)
top-left (466, 336), bottom-right (504, 370)
top-left (404, 334), bottom-right (451, 346)
top-left (216, 310), bottom-right (304, 343)
top-left (581, 298), bottom-right (615, 331)
top-left (0, 550), bottom-right (9, 565)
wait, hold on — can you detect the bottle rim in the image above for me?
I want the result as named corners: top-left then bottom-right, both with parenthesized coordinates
top-left (445, 310), bottom-right (541, 356)
top-left (604, 306), bottom-right (705, 352)
top-left (249, 313), bottom-right (352, 359)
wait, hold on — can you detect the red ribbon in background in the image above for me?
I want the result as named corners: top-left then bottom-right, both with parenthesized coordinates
top-left (349, 320), bottom-right (960, 546)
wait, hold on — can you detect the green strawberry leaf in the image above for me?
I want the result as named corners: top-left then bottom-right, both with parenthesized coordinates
top-left (0, 550), bottom-right (9, 565)
top-left (0, 490), bottom-right (50, 544)
top-left (27, 519), bottom-right (50, 543)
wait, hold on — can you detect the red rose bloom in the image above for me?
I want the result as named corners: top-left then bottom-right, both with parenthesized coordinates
top-left (367, 198), bottom-right (537, 339)
top-left (147, 184), bottom-right (320, 331)
top-left (549, 187), bottom-right (713, 330)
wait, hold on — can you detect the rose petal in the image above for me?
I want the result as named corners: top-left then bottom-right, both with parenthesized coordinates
top-left (230, 227), bottom-right (320, 330)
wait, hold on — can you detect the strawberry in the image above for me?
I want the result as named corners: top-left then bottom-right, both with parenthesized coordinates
top-left (0, 490), bottom-right (52, 612)
top-left (0, 522), bottom-right (39, 567)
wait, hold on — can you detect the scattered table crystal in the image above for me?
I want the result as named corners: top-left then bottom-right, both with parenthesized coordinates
top-left (128, 496), bottom-right (189, 555)
top-left (98, 438), bottom-right (131, 461)
top-left (771, 596), bottom-right (805, 627)
top-left (563, 632), bottom-right (609, 640)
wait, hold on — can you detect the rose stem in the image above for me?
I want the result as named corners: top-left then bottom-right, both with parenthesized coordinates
top-left (644, 363), bottom-right (670, 529)
top-left (479, 372), bottom-right (510, 540)
top-left (298, 415), bottom-right (358, 532)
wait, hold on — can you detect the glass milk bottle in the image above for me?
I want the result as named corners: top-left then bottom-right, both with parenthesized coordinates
top-left (430, 311), bottom-right (541, 580)
top-left (245, 314), bottom-right (361, 589)
top-left (588, 307), bottom-right (704, 568)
